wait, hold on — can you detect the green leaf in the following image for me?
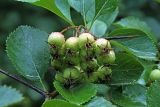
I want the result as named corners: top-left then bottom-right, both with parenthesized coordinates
top-left (68, 0), bottom-right (95, 24)
top-left (85, 97), bottom-right (116, 107)
top-left (110, 36), bottom-right (158, 61)
top-left (53, 81), bottom-right (97, 105)
top-left (0, 85), bottom-right (23, 107)
top-left (88, 20), bottom-right (107, 37)
top-left (110, 53), bottom-right (144, 85)
top-left (68, 0), bottom-right (118, 36)
top-left (108, 28), bottom-right (145, 36)
top-left (108, 17), bottom-right (158, 60)
top-left (89, 0), bottom-right (118, 36)
top-left (111, 84), bottom-right (147, 107)
top-left (6, 26), bottom-right (50, 81)
top-left (16, 0), bottom-right (73, 25)
top-left (42, 99), bottom-right (83, 107)
top-left (147, 81), bottom-right (160, 107)
top-left (115, 17), bottom-right (156, 43)
top-left (55, 0), bottom-right (72, 21)
top-left (95, 84), bottom-right (110, 96)
top-left (114, 17), bottom-right (157, 43)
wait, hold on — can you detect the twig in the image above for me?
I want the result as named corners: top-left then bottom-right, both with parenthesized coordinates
top-left (47, 90), bottom-right (58, 98)
top-left (0, 68), bottom-right (48, 98)
top-left (105, 36), bottom-right (139, 40)
top-left (60, 25), bottom-right (88, 34)
top-left (61, 26), bottom-right (78, 33)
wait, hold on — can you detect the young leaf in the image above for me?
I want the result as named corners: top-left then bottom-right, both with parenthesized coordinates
top-left (6, 26), bottom-right (50, 82)
top-left (85, 97), bottom-right (116, 107)
top-left (110, 53), bottom-right (144, 85)
top-left (53, 81), bottom-right (97, 105)
top-left (42, 99), bottom-right (83, 107)
top-left (68, 0), bottom-right (95, 24)
top-left (55, 0), bottom-right (72, 22)
top-left (0, 85), bottom-right (23, 107)
top-left (16, 0), bottom-right (74, 25)
top-left (111, 84), bottom-right (147, 107)
top-left (88, 20), bottom-right (107, 37)
top-left (147, 81), bottom-right (160, 107)
top-left (89, 0), bottom-right (118, 36)
top-left (68, 0), bottom-right (119, 36)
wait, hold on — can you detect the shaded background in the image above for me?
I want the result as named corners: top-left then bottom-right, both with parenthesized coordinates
top-left (0, 0), bottom-right (160, 106)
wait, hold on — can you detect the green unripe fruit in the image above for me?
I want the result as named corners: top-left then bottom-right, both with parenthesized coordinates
top-left (80, 59), bottom-right (98, 72)
top-left (63, 67), bottom-right (80, 79)
top-left (94, 38), bottom-right (111, 54)
top-left (51, 59), bottom-right (63, 71)
top-left (79, 48), bottom-right (94, 59)
top-left (55, 73), bottom-right (65, 83)
top-left (87, 59), bottom-right (99, 69)
top-left (48, 32), bottom-right (65, 47)
top-left (97, 50), bottom-right (116, 65)
top-left (80, 72), bottom-right (88, 82)
top-left (65, 51), bottom-right (79, 65)
top-left (97, 66), bottom-right (112, 76)
top-left (106, 50), bottom-right (116, 64)
top-left (66, 55), bottom-right (80, 65)
top-left (150, 69), bottom-right (160, 81)
top-left (65, 37), bottom-right (79, 51)
top-left (79, 33), bottom-right (95, 48)
top-left (88, 72), bottom-right (99, 82)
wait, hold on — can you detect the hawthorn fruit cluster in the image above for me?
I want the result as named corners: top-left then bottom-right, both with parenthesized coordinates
top-left (48, 32), bottom-right (115, 86)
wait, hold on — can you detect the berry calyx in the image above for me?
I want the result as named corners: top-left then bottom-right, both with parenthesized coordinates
top-left (78, 33), bottom-right (95, 48)
top-left (48, 32), bottom-right (65, 47)
top-left (150, 69), bottom-right (160, 81)
top-left (65, 37), bottom-right (79, 51)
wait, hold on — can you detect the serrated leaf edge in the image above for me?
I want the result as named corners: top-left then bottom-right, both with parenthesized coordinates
top-left (53, 81), bottom-right (97, 105)
top-left (0, 85), bottom-right (24, 107)
top-left (6, 25), bottom-right (49, 81)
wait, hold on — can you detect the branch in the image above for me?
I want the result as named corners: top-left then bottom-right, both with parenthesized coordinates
top-left (0, 68), bottom-right (48, 98)
top-left (105, 36), bottom-right (139, 40)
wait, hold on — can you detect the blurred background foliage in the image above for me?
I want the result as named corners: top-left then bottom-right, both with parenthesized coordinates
top-left (0, 0), bottom-right (160, 107)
